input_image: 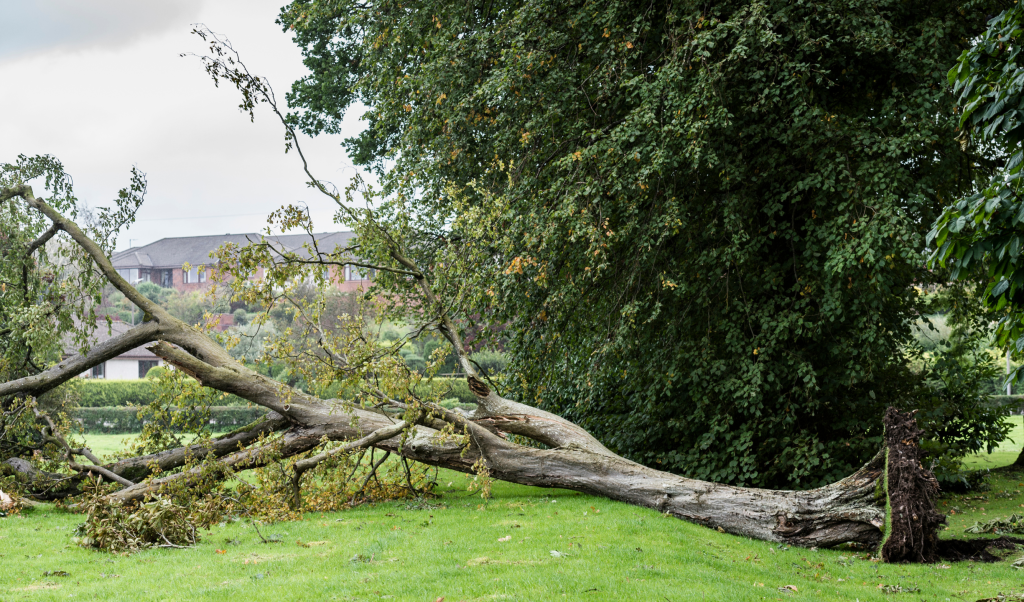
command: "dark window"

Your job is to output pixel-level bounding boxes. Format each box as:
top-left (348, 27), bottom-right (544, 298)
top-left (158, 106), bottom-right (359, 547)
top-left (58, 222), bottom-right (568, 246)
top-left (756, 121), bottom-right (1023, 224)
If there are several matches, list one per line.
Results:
top-left (160, 269), bottom-right (173, 288)
top-left (138, 360), bottom-right (159, 378)
top-left (91, 363), bottom-right (105, 379)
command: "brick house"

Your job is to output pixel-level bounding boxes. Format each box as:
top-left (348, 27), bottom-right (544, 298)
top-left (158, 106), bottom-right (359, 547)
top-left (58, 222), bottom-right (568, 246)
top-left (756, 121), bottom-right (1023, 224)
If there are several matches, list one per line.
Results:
top-left (110, 231), bottom-right (372, 294)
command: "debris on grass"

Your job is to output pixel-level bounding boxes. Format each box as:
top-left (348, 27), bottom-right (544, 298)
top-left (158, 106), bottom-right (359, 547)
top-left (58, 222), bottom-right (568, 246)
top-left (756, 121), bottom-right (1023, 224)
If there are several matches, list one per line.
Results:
top-left (966, 514), bottom-right (1024, 535)
top-left (878, 584), bottom-right (920, 593)
top-left (976, 593), bottom-right (1024, 601)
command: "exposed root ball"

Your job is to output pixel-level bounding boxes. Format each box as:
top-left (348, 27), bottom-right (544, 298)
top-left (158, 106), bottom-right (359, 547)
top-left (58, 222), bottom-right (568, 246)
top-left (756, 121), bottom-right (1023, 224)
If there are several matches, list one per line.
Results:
top-left (880, 407), bottom-right (945, 563)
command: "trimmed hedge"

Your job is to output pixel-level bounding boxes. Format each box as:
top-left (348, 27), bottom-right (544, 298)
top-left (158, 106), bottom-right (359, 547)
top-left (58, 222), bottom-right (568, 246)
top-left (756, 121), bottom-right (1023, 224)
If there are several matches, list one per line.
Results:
top-left (991, 395), bottom-right (1024, 411)
top-left (78, 380), bottom-right (249, 407)
top-left (75, 406), bottom-right (268, 434)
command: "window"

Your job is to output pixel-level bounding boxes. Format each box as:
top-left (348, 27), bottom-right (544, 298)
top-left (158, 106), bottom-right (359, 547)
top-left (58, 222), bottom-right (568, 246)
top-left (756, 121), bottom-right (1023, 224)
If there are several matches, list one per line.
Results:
top-left (160, 269), bottom-right (173, 288)
top-left (138, 360), bottom-right (159, 379)
top-left (199, 267), bottom-right (206, 283)
top-left (116, 268), bottom-right (140, 283)
top-left (91, 363), bottom-right (105, 379)
top-left (344, 265), bottom-right (367, 281)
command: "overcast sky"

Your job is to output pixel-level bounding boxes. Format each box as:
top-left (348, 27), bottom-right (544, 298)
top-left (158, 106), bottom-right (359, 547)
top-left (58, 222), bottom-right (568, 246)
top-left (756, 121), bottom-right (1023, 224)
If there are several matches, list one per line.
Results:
top-left (0, 0), bottom-right (368, 251)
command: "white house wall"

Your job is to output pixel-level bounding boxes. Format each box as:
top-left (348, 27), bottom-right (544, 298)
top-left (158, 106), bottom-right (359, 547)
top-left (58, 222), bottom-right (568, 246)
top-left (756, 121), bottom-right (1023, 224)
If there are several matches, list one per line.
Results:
top-left (105, 359), bottom-right (142, 380)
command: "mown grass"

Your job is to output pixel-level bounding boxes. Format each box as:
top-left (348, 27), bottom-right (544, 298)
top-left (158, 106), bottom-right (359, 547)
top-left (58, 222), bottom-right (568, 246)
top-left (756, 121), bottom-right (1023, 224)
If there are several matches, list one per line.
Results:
top-left (4, 436), bottom-right (1024, 601)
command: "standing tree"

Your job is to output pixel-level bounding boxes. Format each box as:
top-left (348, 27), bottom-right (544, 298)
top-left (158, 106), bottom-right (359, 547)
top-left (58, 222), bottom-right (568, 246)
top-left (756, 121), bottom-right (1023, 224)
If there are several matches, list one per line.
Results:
top-left (929, 4), bottom-right (1024, 466)
top-left (278, 0), bottom-right (1012, 489)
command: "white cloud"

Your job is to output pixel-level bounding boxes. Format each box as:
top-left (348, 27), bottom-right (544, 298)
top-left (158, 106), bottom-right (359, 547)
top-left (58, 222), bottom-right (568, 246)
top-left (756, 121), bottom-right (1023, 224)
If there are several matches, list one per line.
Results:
top-left (0, 0), bottom-right (369, 250)
top-left (0, 1), bottom-right (206, 61)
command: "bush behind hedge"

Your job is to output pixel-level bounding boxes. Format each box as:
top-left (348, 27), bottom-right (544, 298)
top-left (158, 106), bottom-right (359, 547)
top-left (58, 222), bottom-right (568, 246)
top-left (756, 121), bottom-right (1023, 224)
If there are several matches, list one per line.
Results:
top-left (318, 377), bottom-right (478, 405)
top-left (75, 406), bottom-right (267, 434)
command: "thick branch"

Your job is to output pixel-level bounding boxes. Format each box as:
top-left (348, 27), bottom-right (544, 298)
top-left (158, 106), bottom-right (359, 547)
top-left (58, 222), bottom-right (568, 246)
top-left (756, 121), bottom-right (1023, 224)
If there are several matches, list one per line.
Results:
top-left (0, 321), bottom-right (161, 398)
top-left (107, 423), bottom-right (342, 503)
top-left (106, 413), bottom-right (289, 482)
top-left (4, 414), bottom-right (288, 499)
top-left (147, 341), bottom-right (324, 421)
top-left (1, 185), bottom-right (169, 321)
top-left (292, 420), bottom-right (410, 477)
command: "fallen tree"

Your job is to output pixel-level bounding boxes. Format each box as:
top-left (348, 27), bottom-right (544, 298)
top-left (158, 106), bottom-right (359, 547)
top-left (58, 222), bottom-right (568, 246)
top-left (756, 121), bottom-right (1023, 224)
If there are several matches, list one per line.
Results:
top-left (0, 173), bottom-right (937, 553)
top-left (0, 36), bottom-right (970, 560)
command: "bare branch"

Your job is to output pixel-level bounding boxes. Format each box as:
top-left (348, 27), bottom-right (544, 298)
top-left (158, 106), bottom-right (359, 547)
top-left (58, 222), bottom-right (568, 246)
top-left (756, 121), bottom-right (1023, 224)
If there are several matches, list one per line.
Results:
top-left (292, 420), bottom-right (410, 476)
top-left (25, 222), bottom-right (61, 256)
top-left (34, 408), bottom-right (136, 488)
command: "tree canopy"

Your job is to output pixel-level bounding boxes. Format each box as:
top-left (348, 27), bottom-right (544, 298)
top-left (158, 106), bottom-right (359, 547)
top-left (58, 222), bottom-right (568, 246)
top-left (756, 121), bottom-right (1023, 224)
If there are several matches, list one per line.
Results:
top-left (280, 0), bottom-right (1010, 487)
top-left (931, 5), bottom-right (1024, 380)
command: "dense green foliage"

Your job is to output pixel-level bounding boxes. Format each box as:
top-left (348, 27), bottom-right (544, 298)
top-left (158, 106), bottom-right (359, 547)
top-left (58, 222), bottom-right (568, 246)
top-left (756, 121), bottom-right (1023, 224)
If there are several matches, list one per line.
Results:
top-left (281, 0), bottom-right (1011, 487)
top-left (931, 6), bottom-right (1024, 383)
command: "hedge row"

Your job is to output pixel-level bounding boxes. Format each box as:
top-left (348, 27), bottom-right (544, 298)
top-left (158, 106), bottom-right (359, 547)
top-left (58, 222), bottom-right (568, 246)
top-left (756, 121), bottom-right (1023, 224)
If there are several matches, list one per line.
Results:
top-left (75, 406), bottom-right (267, 434)
top-left (78, 380), bottom-right (248, 407)
top-left (991, 395), bottom-right (1024, 407)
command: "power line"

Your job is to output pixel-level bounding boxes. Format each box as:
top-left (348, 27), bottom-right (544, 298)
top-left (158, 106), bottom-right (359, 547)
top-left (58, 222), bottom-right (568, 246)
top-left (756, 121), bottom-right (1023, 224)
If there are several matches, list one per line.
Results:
top-left (132, 212), bottom-right (271, 222)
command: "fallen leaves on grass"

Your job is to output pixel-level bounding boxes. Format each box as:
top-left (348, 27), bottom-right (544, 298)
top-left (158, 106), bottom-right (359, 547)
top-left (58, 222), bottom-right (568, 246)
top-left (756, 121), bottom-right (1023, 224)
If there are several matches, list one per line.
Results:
top-left (498, 536), bottom-right (511, 542)
top-left (878, 584), bottom-right (920, 593)
top-left (41, 571), bottom-right (69, 577)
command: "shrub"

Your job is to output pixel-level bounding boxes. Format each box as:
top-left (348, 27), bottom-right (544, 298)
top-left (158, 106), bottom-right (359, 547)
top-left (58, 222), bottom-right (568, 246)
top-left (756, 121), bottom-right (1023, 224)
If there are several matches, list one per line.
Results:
top-left (471, 350), bottom-right (506, 376)
top-left (144, 366), bottom-right (167, 379)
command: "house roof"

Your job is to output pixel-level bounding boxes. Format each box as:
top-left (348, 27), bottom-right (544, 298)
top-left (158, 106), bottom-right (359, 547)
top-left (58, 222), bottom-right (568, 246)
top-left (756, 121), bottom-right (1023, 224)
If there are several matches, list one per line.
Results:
top-left (111, 232), bottom-right (356, 270)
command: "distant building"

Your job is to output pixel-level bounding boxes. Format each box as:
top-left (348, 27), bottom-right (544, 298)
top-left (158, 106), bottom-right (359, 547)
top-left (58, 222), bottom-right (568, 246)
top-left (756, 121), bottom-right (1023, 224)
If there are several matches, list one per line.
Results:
top-left (80, 232), bottom-right (372, 379)
top-left (110, 231), bottom-right (372, 294)
top-left (77, 320), bottom-right (163, 380)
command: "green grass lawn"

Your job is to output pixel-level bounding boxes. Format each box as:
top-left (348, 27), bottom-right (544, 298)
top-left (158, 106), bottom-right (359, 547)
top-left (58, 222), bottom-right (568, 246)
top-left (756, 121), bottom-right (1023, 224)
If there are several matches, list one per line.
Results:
top-left (963, 414), bottom-right (1023, 470)
top-left (5, 436), bottom-right (1024, 601)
